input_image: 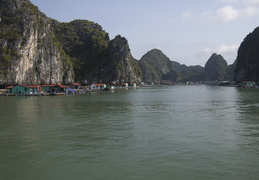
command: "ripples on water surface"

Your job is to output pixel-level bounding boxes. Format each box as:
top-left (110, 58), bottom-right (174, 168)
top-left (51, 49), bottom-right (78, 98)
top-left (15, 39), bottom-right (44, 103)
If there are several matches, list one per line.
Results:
top-left (1, 85), bottom-right (259, 180)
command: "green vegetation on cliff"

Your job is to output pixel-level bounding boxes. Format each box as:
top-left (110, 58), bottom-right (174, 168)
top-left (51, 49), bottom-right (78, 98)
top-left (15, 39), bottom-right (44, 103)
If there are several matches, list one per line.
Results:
top-left (0, 0), bottom-right (75, 84)
top-left (1, 0), bottom-right (241, 85)
top-left (139, 49), bottom-right (206, 83)
top-left (205, 53), bottom-right (231, 81)
top-left (51, 19), bottom-right (110, 81)
top-left (0, 0), bottom-right (45, 42)
top-left (139, 49), bottom-right (176, 83)
top-left (0, 0), bottom-right (142, 84)
top-left (102, 35), bottom-right (142, 84)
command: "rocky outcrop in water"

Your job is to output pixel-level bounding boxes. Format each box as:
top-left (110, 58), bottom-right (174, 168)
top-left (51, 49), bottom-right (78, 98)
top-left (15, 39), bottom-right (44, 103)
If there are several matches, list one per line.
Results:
top-left (139, 49), bottom-right (177, 83)
top-left (0, 0), bottom-right (142, 85)
top-left (234, 27), bottom-right (259, 82)
top-left (102, 35), bottom-right (142, 84)
top-left (51, 19), bottom-right (110, 84)
top-left (82, 35), bottom-right (142, 84)
top-left (204, 53), bottom-right (231, 81)
top-left (138, 49), bottom-right (207, 83)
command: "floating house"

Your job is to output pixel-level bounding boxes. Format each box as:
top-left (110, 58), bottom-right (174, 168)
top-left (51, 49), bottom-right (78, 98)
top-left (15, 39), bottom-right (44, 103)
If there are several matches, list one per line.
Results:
top-left (5, 86), bottom-right (13, 93)
top-left (70, 83), bottom-right (81, 89)
top-left (0, 88), bottom-right (10, 94)
top-left (90, 83), bottom-right (106, 90)
top-left (2, 83), bottom-right (80, 95)
top-left (41, 85), bottom-right (55, 93)
top-left (12, 85), bottom-right (41, 94)
top-left (129, 83), bottom-right (137, 87)
top-left (42, 84), bottom-right (73, 93)
top-left (242, 81), bottom-right (256, 87)
top-left (53, 84), bottom-right (70, 93)
top-left (121, 83), bottom-right (128, 88)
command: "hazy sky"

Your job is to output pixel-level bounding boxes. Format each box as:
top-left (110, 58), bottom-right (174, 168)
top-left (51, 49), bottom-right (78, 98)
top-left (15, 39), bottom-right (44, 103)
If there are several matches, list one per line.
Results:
top-left (30, 0), bottom-right (259, 66)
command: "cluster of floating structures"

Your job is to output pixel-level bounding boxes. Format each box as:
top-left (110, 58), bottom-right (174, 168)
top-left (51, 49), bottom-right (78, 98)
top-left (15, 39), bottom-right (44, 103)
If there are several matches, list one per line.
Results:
top-left (206, 81), bottom-right (258, 88)
top-left (1, 80), bottom-right (256, 96)
top-left (0, 82), bottom-right (138, 96)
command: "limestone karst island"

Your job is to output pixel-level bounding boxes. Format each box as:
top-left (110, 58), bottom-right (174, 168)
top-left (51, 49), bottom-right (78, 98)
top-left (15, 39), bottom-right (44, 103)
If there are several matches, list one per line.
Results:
top-left (1, 0), bottom-right (259, 95)
top-left (2, 1), bottom-right (259, 179)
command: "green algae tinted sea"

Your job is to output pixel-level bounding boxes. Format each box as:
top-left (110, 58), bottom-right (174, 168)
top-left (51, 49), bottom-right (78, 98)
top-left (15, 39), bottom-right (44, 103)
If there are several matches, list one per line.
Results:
top-left (1, 85), bottom-right (259, 180)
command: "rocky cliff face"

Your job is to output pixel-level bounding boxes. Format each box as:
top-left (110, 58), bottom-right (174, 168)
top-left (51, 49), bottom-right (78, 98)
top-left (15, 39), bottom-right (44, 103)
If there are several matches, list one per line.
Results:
top-left (0, 0), bottom-right (73, 84)
top-left (102, 35), bottom-right (142, 84)
top-left (82, 35), bottom-right (142, 84)
top-left (204, 53), bottom-right (231, 81)
top-left (0, 0), bottom-right (143, 85)
top-left (51, 19), bottom-right (111, 84)
top-left (139, 49), bottom-right (177, 83)
top-left (234, 27), bottom-right (259, 82)
top-left (229, 60), bottom-right (237, 81)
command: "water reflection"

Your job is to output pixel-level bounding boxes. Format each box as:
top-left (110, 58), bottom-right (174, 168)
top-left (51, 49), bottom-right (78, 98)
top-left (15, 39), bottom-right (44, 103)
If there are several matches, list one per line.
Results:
top-left (236, 88), bottom-right (259, 123)
top-left (233, 88), bottom-right (259, 166)
top-left (1, 87), bottom-right (259, 179)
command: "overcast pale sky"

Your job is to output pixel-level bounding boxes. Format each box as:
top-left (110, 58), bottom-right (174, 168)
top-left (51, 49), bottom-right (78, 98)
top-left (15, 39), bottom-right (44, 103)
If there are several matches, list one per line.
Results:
top-left (30, 0), bottom-right (259, 66)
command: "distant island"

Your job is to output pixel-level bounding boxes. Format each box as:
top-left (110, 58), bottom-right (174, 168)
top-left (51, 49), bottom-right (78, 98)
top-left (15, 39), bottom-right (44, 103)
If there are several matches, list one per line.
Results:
top-left (0, 0), bottom-right (259, 87)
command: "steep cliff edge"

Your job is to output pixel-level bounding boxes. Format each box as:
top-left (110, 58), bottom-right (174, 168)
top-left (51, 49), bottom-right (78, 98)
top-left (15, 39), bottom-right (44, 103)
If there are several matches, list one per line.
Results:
top-left (51, 19), bottom-right (110, 83)
top-left (102, 35), bottom-right (142, 84)
top-left (0, 0), bottom-right (142, 85)
top-left (0, 0), bottom-right (73, 84)
top-left (234, 27), bottom-right (259, 82)
top-left (204, 53), bottom-right (231, 81)
top-left (52, 20), bottom-right (142, 84)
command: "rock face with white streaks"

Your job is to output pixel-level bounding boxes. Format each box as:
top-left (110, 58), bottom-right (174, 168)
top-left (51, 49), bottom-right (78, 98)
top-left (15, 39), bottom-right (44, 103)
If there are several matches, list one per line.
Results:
top-left (0, 0), bottom-right (143, 85)
top-left (0, 0), bottom-right (73, 84)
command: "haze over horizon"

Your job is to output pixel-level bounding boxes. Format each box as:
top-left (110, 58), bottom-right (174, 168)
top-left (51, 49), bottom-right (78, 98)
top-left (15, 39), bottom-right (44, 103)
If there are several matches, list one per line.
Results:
top-left (30, 0), bottom-right (259, 66)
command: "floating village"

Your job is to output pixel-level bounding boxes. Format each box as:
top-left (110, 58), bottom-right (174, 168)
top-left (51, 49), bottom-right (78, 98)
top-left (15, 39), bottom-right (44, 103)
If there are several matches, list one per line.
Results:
top-left (0, 80), bottom-right (257, 96)
top-left (0, 82), bottom-right (138, 96)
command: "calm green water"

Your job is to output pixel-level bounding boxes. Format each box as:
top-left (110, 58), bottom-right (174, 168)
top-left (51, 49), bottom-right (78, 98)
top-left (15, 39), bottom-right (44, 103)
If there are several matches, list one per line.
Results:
top-left (1, 85), bottom-right (259, 180)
